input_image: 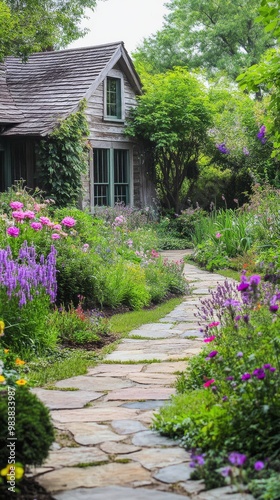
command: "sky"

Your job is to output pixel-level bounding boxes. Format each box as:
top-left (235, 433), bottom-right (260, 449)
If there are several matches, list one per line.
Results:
top-left (68, 0), bottom-right (168, 55)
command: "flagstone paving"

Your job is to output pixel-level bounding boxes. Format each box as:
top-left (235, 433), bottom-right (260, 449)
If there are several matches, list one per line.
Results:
top-left (31, 251), bottom-right (254, 499)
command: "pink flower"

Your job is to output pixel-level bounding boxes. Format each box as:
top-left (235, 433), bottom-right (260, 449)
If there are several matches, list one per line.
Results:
top-left (208, 321), bottom-right (220, 328)
top-left (127, 239), bottom-right (133, 248)
top-left (10, 201), bottom-right (24, 210)
top-left (51, 233), bottom-right (60, 240)
top-left (82, 243), bottom-right (89, 252)
top-left (30, 222), bottom-right (43, 231)
top-left (7, 227), bottom-right (20, 237)
top-left (203, 335), bottom-right (216, 343)
top-left (215, 232), bottom-right (222, 238)
top-left (203, 379), bottom-right (215, 388)
top-left (61, 216), bottom-right (76, 227)
top-left (12, 210), bottom-right (25, 221)
top-left (40, 216), bottom-right (51, 225)
top-left (53, 224), bottom-right (62, 230)
top-left (34, 203), bottom-right (42, 212)
top-left (23, 210), bottom-right (35, 219)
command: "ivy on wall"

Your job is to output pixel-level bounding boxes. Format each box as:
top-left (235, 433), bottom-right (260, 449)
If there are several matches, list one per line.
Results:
top-left (37, 99), bottom-right (90, 207)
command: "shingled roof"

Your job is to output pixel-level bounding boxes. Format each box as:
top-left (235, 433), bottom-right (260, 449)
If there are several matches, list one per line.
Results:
top-left (0, 64), bottom-right (25, 125)
top-left (1, 42), bottom-right (141, 137)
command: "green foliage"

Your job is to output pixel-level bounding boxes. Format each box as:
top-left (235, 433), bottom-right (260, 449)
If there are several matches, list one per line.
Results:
top-left (48, 304), bottom-right (110, 346)
top-left (249, 472), bottom-right (280, 500)
top-left (0, 387), bottom-right (54, 467)
top-left (237, 0), bottom-right (280, 158)
top-left (133, 0), bottom-right (274, 80)
top-left (37, 100), bottom-right (90, 207)
top-left (0, 0), bottom-right (97, 61)
top-left (126, 67), bottom-right (212, 212)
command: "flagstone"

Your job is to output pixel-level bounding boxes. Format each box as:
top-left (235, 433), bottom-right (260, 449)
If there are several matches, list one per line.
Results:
top-left (121, 400), bottom-right (166, 410)
top-left (105, 387), bottom-right (175, 401)
top-left (111, 419), bottom-right (147, 435)
top-left (37, 462), bottom-right (151, 492)
top-left (53, 485), bottom-right (190, 500)
top-left (55, 376), bottom-right (133, 391)
top-left (65, 422), bottom-right (127, 445)
top-left (153, 463), bottom-right (193, 483)
top-left (128, 331), bottom-right (176, 339)
top-left (131, 430), bottom-right (177, 447)
top-left (99, 441), bottom-right (141, 454)
top-left (121, 447), bottom-right (190, 470)
top-left (51, 407), bottom-right (140, 423)
top-left (145, 362), bottom-right (187, 373)
top-left (127, 373), bottom-right (176, 385)
top-left (179, 479), bottom-right (205, 495)
top-left (31, 388), bottom-right (103, 410)
top-left (104, 352), bottom-right (169, 362)
top-left (87, 364), bottom-right (144, 376)
top-left (43, 447), bottom-right (108, 467)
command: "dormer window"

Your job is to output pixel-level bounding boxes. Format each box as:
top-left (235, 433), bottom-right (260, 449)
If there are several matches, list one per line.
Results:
top-left (105, 76), bottom-right (123, 121)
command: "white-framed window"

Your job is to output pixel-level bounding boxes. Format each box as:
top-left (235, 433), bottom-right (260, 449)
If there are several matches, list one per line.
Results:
top-left (93, 148), bottom-right (130, 206)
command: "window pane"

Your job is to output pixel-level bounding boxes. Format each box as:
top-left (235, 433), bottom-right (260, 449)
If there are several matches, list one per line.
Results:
top-left (114, 149), bottom-right (129, 205)
top-left (107, 77), bottom-right (121, 118)
top-left (93, 149), bottom-right (109, 206)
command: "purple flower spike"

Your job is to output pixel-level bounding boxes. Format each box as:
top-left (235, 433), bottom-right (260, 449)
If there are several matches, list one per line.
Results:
top-left (221, 466), bottom-right (232, 477)
top-left (216, 143), bottom-right (230, 154)
top-left (237, 282), bottom-right (249, 291)
top-left (249, 275), bottom-right (261, 286)
top-left (222, 396), bottom-right (228, 402)
top-left (228, 452), bottom-right (247, 466)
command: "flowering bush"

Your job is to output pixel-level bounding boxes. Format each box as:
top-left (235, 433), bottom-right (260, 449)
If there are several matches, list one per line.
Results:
top-left (154, 272), bottom-right (280, 496)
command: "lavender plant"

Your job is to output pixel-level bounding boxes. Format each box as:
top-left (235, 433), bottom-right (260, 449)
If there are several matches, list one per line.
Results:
top-left (0, 242), bottom-right (58, 355)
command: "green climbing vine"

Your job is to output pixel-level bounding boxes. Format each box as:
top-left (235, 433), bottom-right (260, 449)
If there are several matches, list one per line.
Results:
top-left (37, 99), bottom-right (90, 207)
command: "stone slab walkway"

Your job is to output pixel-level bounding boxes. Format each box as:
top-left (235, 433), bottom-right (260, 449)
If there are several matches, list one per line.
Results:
top-left (31, 251), bottom-right (254, 500)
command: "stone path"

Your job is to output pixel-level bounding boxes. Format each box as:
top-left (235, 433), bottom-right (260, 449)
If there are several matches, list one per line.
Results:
top-left (31, 251), bottom-right (254, 500)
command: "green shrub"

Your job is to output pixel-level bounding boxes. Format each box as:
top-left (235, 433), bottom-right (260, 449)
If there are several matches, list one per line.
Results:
top-left (0, 387), bottom-right (54, 467)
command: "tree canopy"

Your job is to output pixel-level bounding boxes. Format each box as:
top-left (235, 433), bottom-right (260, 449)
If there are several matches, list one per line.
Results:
top-left (126, 68), bottom-right (212, 212)
top-left (133, 0), bottom-right (275, 80)
top-left (0, 0), bottom-right (98, 61)
top-left (237, 0), bottom-right (280, 156)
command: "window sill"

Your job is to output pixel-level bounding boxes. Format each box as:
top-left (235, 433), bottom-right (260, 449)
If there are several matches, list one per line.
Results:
top-left (103, 116), bottom-right (125, 124)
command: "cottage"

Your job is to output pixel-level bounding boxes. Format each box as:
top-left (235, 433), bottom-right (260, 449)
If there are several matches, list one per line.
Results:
top-left (0, 42), bottom-right (154, 209)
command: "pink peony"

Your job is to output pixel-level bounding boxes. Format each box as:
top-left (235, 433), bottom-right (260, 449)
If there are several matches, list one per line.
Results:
top-left (10, 201), bottom-right (24, 210)
top-left (61, 216), bottom-right (76, 227)
top-left (30, 222), bottom-right (43, 231)
top-left (7, 226), bottom-right (20, 237)
top-left (53, 224), bottom-right (62, 230)
top-left (51, 233), bottom-right (60, 240)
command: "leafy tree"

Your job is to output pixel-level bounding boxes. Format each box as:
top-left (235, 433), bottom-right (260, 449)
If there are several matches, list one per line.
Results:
top-left (0, 0), bottom-right (98, 61)
top-left (237, 0), bottom-right (280, 157)
top-left (126, 67), bottom-right (212, 213)
top-left (133, 0), bottom-right (274, 80)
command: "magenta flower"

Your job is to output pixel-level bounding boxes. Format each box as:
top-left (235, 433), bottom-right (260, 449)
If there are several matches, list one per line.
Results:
top-left (204, 335), bottom-right (216, 343)
top-left (263, 364), bottom-right (271, 370)
top-left (269, 303), bottom-right (279, 313)
top-left (226, 376), bottom-right (234, 381)
top-left (208, 321), bottom-right (220, 328)
top-left (40, 216), bottom-right (51, 225)
top-left (249, 275), bottom-right (261, 286)
top-left (61, 216), bottom-right (76, 227)
top-left (209, 350), bottom-right (218, 357)
top-left (253, 368), bottom-right (266, 380)
top-left (12, 210), bottom-right (25, 221)
top-left (215, 232), bottom-right (222, 238)
top-left (237, 281), bottom-right (249, 291)
top-left (254, 461), bottom-right (265, 471)
top-left (241, 373), bottom-right (251, 381)
top-left (82, 243), bottom-right (89, 252)
top-left (222, 396), bottom-right (228, 402)
top-left (53, 224), bottom-right (62, 230)
top-left (51, 233), bottom-right (60, 240)
top-left (23, 210), bottom-right (35, 219)
top-left (30, 222), bottom-right (43, 231)
top-left (228, 452), bottom-right (247, 466)
top-left (10, 201), bottom-right (24, 210)
top-left (7, 227), bottom-right (20, 237)
top-left (270, 367), bottom-right (276, 372)
top-left (203, 379), bottom-right (215, 388)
